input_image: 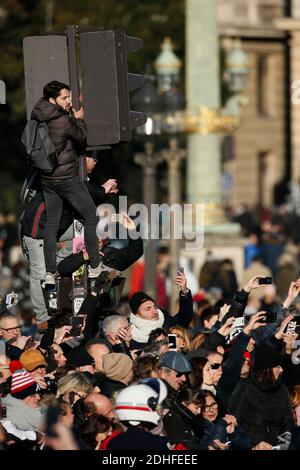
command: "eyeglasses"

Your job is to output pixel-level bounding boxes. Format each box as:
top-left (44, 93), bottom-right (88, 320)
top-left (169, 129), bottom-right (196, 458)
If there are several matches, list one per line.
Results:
top-left (0, 325), bottom-right (21, 333)
top-left (210, 363), bottom-right (222, 370)
top-left (203, 402), bottom-right (218, 412)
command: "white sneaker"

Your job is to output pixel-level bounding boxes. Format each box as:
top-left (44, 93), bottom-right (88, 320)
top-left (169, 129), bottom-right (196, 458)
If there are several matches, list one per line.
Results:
top-left (44, 272), bottom-right (57, 285)
top-left (88, 262), bottom-right (105, 278)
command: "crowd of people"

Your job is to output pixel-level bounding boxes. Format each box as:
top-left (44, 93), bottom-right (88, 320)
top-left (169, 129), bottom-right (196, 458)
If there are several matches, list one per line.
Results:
top-left (1, 81), bottom-right (300, 452)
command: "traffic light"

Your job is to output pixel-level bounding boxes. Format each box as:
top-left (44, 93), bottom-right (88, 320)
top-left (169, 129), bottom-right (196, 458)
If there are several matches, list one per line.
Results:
top-left (80, 29), bottom-right (147, 146)
top-left (23, 35), bottom-right (69, 119)
top-left (23, 27), bottom-right (147, 146)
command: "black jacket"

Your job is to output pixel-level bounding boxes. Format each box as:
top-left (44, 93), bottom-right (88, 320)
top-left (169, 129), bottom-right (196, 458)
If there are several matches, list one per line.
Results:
top-left (228, 374), bottom-right (293, 447)
top-left (31, 98), bottom-right (87, 179)
top-left (107, 426), bottom-right (169, 451)
top-left (163, 399), bottom-right (204, 449)
top-left (199, 417), bottom-right (251, 450)
top-left (99, 377), bottom-right (127, 399)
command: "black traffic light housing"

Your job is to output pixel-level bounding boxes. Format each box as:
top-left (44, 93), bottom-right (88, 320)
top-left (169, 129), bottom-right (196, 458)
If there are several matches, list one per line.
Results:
top-left (80, 29), bottom-right (146, 146)
top-left (23, 26), bottom-right (147, 148)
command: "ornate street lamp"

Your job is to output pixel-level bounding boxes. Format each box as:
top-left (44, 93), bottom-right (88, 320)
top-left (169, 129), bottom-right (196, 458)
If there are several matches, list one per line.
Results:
top-left (131, 71), bottom-right (164, 299)
top-left (225, 39), bottom-right (249, 94)
top-left (154, 38), bottom-right (186, 313)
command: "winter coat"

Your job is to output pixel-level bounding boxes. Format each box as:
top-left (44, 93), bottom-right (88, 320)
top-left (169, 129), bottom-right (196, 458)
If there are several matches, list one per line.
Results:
top-left (106, 426), bottom-right (169, 451)
top-left (228, 375), bottom-right (293, 447)
top-left (163, 399), bottom-right (204, 449)
top-left (199, 417), bottom-right (251, 450)
top-left (31, 98), bottom-right (87, 179)
top-left (99, 377), bottom-right (127, 399)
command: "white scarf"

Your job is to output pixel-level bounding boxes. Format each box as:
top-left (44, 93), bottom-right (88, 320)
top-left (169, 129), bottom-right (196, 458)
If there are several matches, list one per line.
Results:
top-left (130, 309), bottom-right (165, 344)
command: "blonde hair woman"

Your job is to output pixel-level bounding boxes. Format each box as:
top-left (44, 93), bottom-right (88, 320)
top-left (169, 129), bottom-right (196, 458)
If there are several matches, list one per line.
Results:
top-left (57, 371), bottom-right (94, 406)
top-left (169, 326), bottom-right (192, 352)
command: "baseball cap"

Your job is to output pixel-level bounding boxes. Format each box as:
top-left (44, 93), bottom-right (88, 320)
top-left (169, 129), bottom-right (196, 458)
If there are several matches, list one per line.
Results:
top-left (20, 348), bottom-right (47, 372)
top-left (159, 351), bottom-right (192, 373)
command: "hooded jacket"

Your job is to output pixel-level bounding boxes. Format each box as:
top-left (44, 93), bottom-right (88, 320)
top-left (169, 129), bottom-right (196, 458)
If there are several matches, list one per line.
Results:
top-left (228, 374), bottom-right (293, 447)
top-left (163, 399), bottom-right (204, 449)
top-left (31, 98), bottom-right (87, 179)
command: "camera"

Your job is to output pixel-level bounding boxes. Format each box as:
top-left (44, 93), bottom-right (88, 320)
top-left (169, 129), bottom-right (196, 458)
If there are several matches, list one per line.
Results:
top-left (38, 377), bottom-right (57, 396)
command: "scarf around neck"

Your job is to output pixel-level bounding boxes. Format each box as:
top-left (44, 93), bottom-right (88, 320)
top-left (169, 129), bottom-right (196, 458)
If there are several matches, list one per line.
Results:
top-left (130, 309), bottom-right (165, 344)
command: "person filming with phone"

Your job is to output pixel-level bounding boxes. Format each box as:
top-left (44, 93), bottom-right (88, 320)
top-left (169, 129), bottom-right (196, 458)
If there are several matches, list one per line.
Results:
top-left (128, 270), bottom-right (193, 349)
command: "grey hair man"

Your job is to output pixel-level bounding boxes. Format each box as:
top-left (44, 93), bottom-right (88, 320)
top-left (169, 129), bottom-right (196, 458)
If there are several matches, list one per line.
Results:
top-left (102, 315), bottom-right (132, 349)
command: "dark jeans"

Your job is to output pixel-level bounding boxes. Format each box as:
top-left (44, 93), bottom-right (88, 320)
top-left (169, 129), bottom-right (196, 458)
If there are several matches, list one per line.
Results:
top-left (42, 176), bottom-right (100, 272)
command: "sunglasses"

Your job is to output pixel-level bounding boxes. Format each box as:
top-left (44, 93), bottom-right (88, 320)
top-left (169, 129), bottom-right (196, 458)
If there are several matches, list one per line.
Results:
top-left (210, 363), bottom-right (222, 370)
top-left (176, 371), bottom-right (189, 378)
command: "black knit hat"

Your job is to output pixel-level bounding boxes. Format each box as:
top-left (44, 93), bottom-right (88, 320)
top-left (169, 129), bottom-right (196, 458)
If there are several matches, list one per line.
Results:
top-left (129, 291), bottom-right (155, 314)
top-left (253, 343), bottom-right (283, 371)
top-left (66, 347), bottom-right (94, 367)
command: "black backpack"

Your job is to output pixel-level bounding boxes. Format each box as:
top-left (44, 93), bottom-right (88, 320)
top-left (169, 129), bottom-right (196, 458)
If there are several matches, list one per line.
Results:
top-left (21, 120), bottom-right (58, 173)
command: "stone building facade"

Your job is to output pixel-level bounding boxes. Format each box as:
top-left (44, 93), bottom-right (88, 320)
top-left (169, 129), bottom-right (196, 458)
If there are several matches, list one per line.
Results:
top-left (216, 0), bottom-right (291, 209)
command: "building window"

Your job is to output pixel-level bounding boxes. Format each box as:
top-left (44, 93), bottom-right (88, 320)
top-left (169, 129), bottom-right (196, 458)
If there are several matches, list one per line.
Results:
top-left (257, 55), bottom-right (269, 117)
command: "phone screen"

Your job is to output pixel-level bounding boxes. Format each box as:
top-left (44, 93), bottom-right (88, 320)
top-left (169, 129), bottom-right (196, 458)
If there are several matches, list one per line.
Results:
top-left (69, 316), bottom-right (84, 336)
top-left (168, 334), bottom-right (177, 349)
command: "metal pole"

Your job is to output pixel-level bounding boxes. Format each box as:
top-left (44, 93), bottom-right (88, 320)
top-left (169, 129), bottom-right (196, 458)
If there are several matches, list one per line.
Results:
top-left (134, 142), bottom-right (163, 300)
top-left (66, 25), bottom-right (88, 303)
top-left (162, 138), bottom-right (186, 313)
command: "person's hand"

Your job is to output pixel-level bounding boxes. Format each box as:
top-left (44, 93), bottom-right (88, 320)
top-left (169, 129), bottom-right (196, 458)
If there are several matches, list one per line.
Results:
top-left (223, 414), bottom-right (237, 434)
top-left (54, 325), bottom-right (72, 344)
top-left (244, 276), bottom-right (265, 293)
top-left (252, 441), bottom-right (273, 450)
top-left (36, 431), bottom-right (46, 446)
top-left (118, 324), bottom-right (132, 346)
top-left (72, 107), bottom-right (84, 120)
top-left (176, 271), bottom-right (189, 294)
top-left (101, 179), bottom-right (118, 194)
top-left (120, 212), bottom-right (136, 231)
top-left (218, 304), bottom-right (230, 322)
top-left (283, 332), bottom-right (298, 354)
top-left (287, 279), bottom-right (300, 301)
top-left (282, 280), bottom-right (300, 309)
top-left (46, 423), bottom-right (79, 451)
top-left (130, 349), bottom-right (142, 361)
top-left (218, 317), bottom-right (235, 337)
top-left (34, 376), bottom-right (47, 389)
top-left (275, 314), bottom-right (294, 341)
top-left (208, 439), bottom-right (228, 450)
top-left (244, 311), bottom-right (267, 335)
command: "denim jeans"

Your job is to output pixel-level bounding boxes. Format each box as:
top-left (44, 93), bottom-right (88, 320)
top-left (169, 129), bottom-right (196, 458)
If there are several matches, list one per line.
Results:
top-left (23, 235), bottom-right (49, 324)
top-left (42, 176), bottom-right (100, 272)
